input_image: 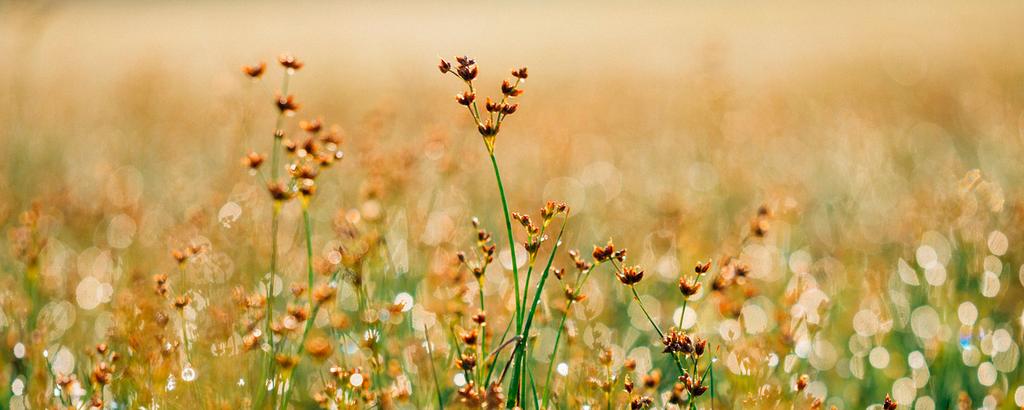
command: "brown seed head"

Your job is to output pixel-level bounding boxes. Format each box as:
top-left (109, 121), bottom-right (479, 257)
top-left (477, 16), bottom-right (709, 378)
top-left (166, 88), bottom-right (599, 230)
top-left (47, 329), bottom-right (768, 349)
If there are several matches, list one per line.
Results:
top-left (883, 394), bottom-right (898, 410)
top-left (242, 62), bottom-right (267, 78)
top-left (243, 151), bottom-right (265, 169)
top-left (438, 58), bottom-right (452, 74)
top-left (305, 336), bottom-right (334, 361)
top-left (796, 374), bottom-right (809, 391)
top-left (275, 94), bottom-right (300, 114)
top-left (455, 91), bottom-right (476, 106)
top-left (616, 265), bottom-right (644, 286)
top-left (511, 67), bottom-right (528, 79)
top-left (300, 118), bottom-right (323, 133)
top-left (277, 54), bottom-right (304, 71)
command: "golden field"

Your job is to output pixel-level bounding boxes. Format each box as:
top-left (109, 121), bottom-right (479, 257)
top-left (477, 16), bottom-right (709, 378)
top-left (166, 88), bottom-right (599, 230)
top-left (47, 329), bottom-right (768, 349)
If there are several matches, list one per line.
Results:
top-left (2, 1), bottom-right (1024, 409)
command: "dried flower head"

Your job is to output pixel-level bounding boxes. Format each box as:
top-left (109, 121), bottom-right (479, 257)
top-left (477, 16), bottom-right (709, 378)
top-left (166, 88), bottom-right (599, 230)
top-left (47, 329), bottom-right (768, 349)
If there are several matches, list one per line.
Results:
top-left (243, 151), bottom-right (265, 169)
top-left (277, 53), bottom-right (304, 71)
top-left (616, 265), bottom-right (645, 286)
top-left (305, 336), bottom-right (334, 361)
top-left (242, 62), bottom-right (267, 78)
top-left (883, 394), bottom-right (898, 410)
top-left (275, 94), bottom-right (301, 114)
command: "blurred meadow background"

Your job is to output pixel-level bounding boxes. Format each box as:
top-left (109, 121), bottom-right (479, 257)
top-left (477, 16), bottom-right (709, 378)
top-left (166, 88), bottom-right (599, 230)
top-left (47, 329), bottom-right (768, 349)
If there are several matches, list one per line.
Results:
top-left (2, 1), bottom-right (1024, 409)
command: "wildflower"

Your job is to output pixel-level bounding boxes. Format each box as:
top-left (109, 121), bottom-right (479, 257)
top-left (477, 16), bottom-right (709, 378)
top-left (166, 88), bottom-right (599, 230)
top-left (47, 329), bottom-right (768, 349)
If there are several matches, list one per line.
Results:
top-left (299, 118), bottom-right (323, 133)
top-left (680, 372), bottom-right (707, 397)
top-left (459, 328), bottom-right (479, 346)
top-left (243, 151), bottom-right (265, 169)
top-left (501, 80), bottom-right (523, 96)
top-left (616, 265), bottom-right (644, 286)
top-left (275, 94), bottom-right (300, 114)
top-left (630, 396), bottom-right (654, 409)
top-left (662, 329), bottom-right (692, 354)
top-left (242, 62), bottom-right (266, 78)
top-left (796, 374), bottom-right (809, 391)
top-left (267, 181), bottom-right (294, 202)
top-left (455, 91), bottom-right (475, 106)
top-left (173, 295), bottom-right (191, 309)
top-left (438, 58), bottom-right (452, 74)
top-left (642, 370), bottom-right (661, 389)
top-left (511, 67), bottom-right (528, 79)
top-left (455, 353), bottom-right (477, 371)
top-left (305, 336), bottom-right (334, 361)
top-left (277, 53), bottom-right (304, 71)
top-left (678, 276), bottom-right (701, 297)
top-left (883, 394), bottom-right (898, 410)
top-left (312, 283), bottom-right (336, 305)
top-left (275, 353), bottom-right (300, 371)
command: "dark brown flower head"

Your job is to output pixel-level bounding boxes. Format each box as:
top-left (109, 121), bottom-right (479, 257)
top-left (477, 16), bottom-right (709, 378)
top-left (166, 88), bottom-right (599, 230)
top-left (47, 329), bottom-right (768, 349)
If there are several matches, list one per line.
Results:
top-left (96, 343), bottom-right (109, 355)
top-left (616, 265), bottom-right (644, 286)
top-left (312, 283), bottom-right (336, 305)
top-left (553, 267), bottom-right (565, 280)
top-left (154, 274), bottom-right (169, 296)
top-left (642, 370), bottom-right (661, 389)
top-left (569, 249), bottom-right (592, 271)
top-left (680, 372), bottom-right (707, 397)
top-left (275, 94), bottom-right (300, 114)
top-left (243, 151), bottom-right (265, 169)
top-left (267, 181), bottom-right (294, 202)
top-left (172, 249), bottom-right (188, 264)
top-left (173, 295), bottom-right (191, 309)
top-left (485, 97), bottom-right (499, 112)
top-left (695, 260), bottom-right (712, 274)
top-left (598, 348), bottom-right (613, 366)
top-left (477, 118), bottom-right (498, 137)
top-left (242, 62), bottom-right (266, 78)
top-left (457, 64), bottom-right (478, 81)
top-left (287, 304), bottom-right (310, 322)
top-left (630, 396), bottom-right (654, 410)
top-left (300, 118), bottom-right (323, 133)
top-left (501, 80), bottom-right (523, 96)
top-left (592, 242), bottom-right (615, 262)
top-left (511, 67), bottom-right (528, 79)
top-left (623, 374), bottom-right (635, 393)
top-left (299, 179), bottom-right (317, 198)
top-left (472, 311), bottom-right (487, 325)
top-left (455, 55), bottom-right (475, 67)
top-left (455, 353), bottom-right (477, 371)
top-left (500, 103), bottom-right (518, 115)
top-left (277, 53), bottom-right (304, 71)
top-left (459, 328), bottom-right (479, 346)
top-left (693, 337), bottom-right (707, 357)
top-left (564, 284), bottom-right (586, 303)
top-left (661, 329), bottom-right (692, 354)
top-left (796, 374), bottom-right (809, 391)
top-left (438, 58), bottom-right (452, 74)
top-left (305, 336), bottom-right (334, 361)
top-left (455, 91), bottom-right (476, 106)
top-left (883, 394), bottom-right (898, 410)
top-left (275, 353), bottom-right (300, 370)
top-left (678, 277), bottom-right (701, 297)
top-left (90, 362), bottom-right (114, 386)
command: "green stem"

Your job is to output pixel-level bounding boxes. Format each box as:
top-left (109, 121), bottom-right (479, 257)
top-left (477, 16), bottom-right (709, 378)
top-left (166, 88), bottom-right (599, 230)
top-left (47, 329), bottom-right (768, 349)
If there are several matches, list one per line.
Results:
top-left (629, 285), bottom-right (686, 375)
top-left (302, 205), bottom-right (314, 309)
top-left (488, 153), bottom-right (522, 331)
top-left (424, 324), bottom-right (445, 410)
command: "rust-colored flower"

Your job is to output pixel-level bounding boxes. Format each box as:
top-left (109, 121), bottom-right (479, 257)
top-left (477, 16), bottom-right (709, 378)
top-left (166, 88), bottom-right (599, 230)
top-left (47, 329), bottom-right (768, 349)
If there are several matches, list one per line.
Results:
top-left (242, 62), bottom-right (266, 78)
top-left (277, 53), bottom-right (304, 71)
top-left (616, 265), bottom-right (644, 286)
top-left (305, 336), bottom-right (334, 361)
